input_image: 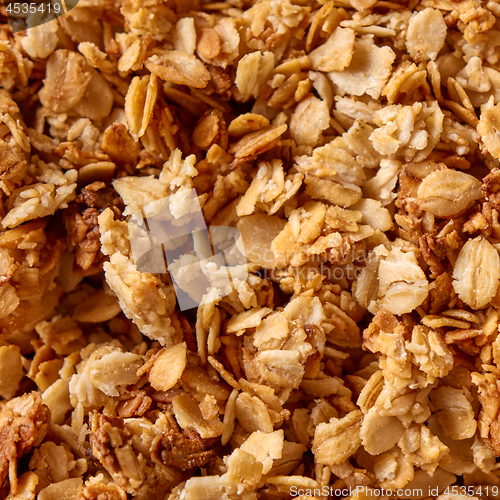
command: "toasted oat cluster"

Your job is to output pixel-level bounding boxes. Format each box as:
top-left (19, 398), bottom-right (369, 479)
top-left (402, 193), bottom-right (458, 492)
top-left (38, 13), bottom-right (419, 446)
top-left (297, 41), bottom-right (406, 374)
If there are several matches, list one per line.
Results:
top-left (2, 0), bottom-right (500, 499)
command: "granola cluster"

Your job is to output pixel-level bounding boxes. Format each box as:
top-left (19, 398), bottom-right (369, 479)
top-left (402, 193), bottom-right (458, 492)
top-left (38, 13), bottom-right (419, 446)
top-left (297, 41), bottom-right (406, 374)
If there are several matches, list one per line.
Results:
top-left (2, 0), bottom-right (500, 498)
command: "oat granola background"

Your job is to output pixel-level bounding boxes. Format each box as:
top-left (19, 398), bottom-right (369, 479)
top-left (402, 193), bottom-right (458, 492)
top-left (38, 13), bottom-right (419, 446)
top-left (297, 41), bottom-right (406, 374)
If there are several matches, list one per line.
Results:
top-left (0, 0), bottom-right (500, 498)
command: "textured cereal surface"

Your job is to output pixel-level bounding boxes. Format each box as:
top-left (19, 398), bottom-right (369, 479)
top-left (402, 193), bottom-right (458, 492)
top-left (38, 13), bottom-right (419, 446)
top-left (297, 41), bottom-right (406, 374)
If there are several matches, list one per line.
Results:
top-left (1, 0), bottom-right (500, 499)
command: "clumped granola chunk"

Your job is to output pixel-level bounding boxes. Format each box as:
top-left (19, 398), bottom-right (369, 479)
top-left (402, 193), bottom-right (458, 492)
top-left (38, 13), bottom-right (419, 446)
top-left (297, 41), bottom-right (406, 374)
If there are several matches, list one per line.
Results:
top-left (64, 182), bottom-right (124, 275)
top-left (0, 392), bottom-right (50, 495)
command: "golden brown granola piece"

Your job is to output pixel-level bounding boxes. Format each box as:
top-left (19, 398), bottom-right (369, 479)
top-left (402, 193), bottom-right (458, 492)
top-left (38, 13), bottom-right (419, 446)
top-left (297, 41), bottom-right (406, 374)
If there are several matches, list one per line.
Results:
top-left (77, 479), bottom-right (127, 500)
top-left (63, 182), bottom-right (124, 275)
top-left (0, 392), bottom-right (50, 495)
top-left (0, 222), bottom-right (65, 341)
top-left (116, 391), bottom-right (152, 419)
top-left (90, 413), bottom-right (144, 494)
top-left (150, 428), bottom-right (215, 471)
top-left (101, 123), bottom-right (141, 174)
top-left (39, 50), bottom-right (92, 113)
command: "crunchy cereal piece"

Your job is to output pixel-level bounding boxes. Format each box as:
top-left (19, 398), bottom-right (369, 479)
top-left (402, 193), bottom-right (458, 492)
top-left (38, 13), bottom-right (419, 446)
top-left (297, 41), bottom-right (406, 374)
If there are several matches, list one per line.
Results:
top-left (236, 161), bottom-right (288, 216)
top-left (429, 387), bottom-right (477, 440)
top-left (221, 448), bottom-right (263, 495)
top-left (406, 325), bottom-right (454, 384)
top-left (118, 35), bottom-right (151, 75)
top-left (197, 28), bottom-right (222, 61)
top-left (312, 410), bottom-right (363, 466)
top-left (145, 51), bottom-right (211, 89)
top-left (472, 371), bottom-right (500, 453)
top-left (295, 138), bottom-right (365, 207)
top-left (69, 343), bottom-right (143, 407)
top-left (289, 96), bottom-right (330, 147)
top-left (0, 392), bottom-right (50, 494)
top-left (78, 477), bottom-right (127, 500)
top-left (73, 289), bottom-right (122, 323)
top-left (78, 43), bottom-right (114, 74)
top-left (151, 428), bottom-right (215, 471)
top-left (2, 164), bottom-right (77, 229)
top-left (398, 425), bottom-right (449, 474)
top-left (63, 181), bottom-right (124, 274)
top-left (352, 199), bottom-right (393, 232)
top-left (148, 343), bottom-right (187, 392)
top-left (240, 430), bottom-right (284, 474)
top-left (235, 392), bottom-right (273, 433)
top-left (417, 167), bottom-right (482, 217)
top-left (35, 315), bottom-right (83, 356)
top-left (193, 110), bottom-right (228, 151)
top-left (172, 393), bottom-right (225, 439)
top-left (42, 379), bottom-right (72, 425)
top-left (478, 98), bottom-right (500, 159)
top-left (176, 476), bottom-right (221, 500)
top-left (101, 123), bottom-right (141, 171)
top-left (29, 441), bottom-right (78, 491)
top-left (90, 413), bottom-right (144, 493)
top-left (360, 408), bottom-right (405, 455)
top-left (237, 214), bottom-right (287, 269)
top-left (6, 471), bottom-right (38, 500)
top-left (370, 102), bottom-right (444, 162)
top-left (227, 308), bottom-right (272, 334)
top-left (377, 246), bottom-right (429, 315)
top-left (0, 222), bottom-right (65, 340)
top-left (230, 124), bottom-right (288, 168)
top-left (174, 18), bottom-right (196, 55)
top-left (328, 36), bottom-right (395, 99)
top-left (452, 236), bottom-right (500, 309)
top-left (125, 75), bottom-right (157, 138)
top-left (20, 20), bottom-right (58, 59)
top-left (235, 51), bottom-right (275, 98)
top-left (373, 447), bottom-right (414, 489)
top-left (39, 50), bottom-right (92, 113)
top-left (103, 253), bottom-right (177, 345)
top-left (309, 28), bottom-right (355, 72)
top-left (97, 208), bottom-right (130, 258)
top-left (38, 478), bottom-right (83, 500)
top-left (0, 345), bottom-right (23, 399)
top-left (228, 114), bottom-right (270, 138)
top-left (406, 8), bottom-right (447, 62)
top-left (72, 69), bottom-right (113, 121)
top-left (244, 349), bottom-right (306, 390)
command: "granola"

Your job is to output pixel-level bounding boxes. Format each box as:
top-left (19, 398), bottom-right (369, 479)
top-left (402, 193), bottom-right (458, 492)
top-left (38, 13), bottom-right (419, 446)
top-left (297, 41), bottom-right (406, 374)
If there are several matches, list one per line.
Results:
top-left (1, 0), bottom-right (500, 498)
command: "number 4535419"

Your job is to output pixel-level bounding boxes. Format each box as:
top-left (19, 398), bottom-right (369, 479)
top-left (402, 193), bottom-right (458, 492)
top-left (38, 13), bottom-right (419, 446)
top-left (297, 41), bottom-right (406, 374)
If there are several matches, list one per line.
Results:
top-left (443, 485), bottom-right (499, 496)
top-left (6, 3), bottom-right (62, 14)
